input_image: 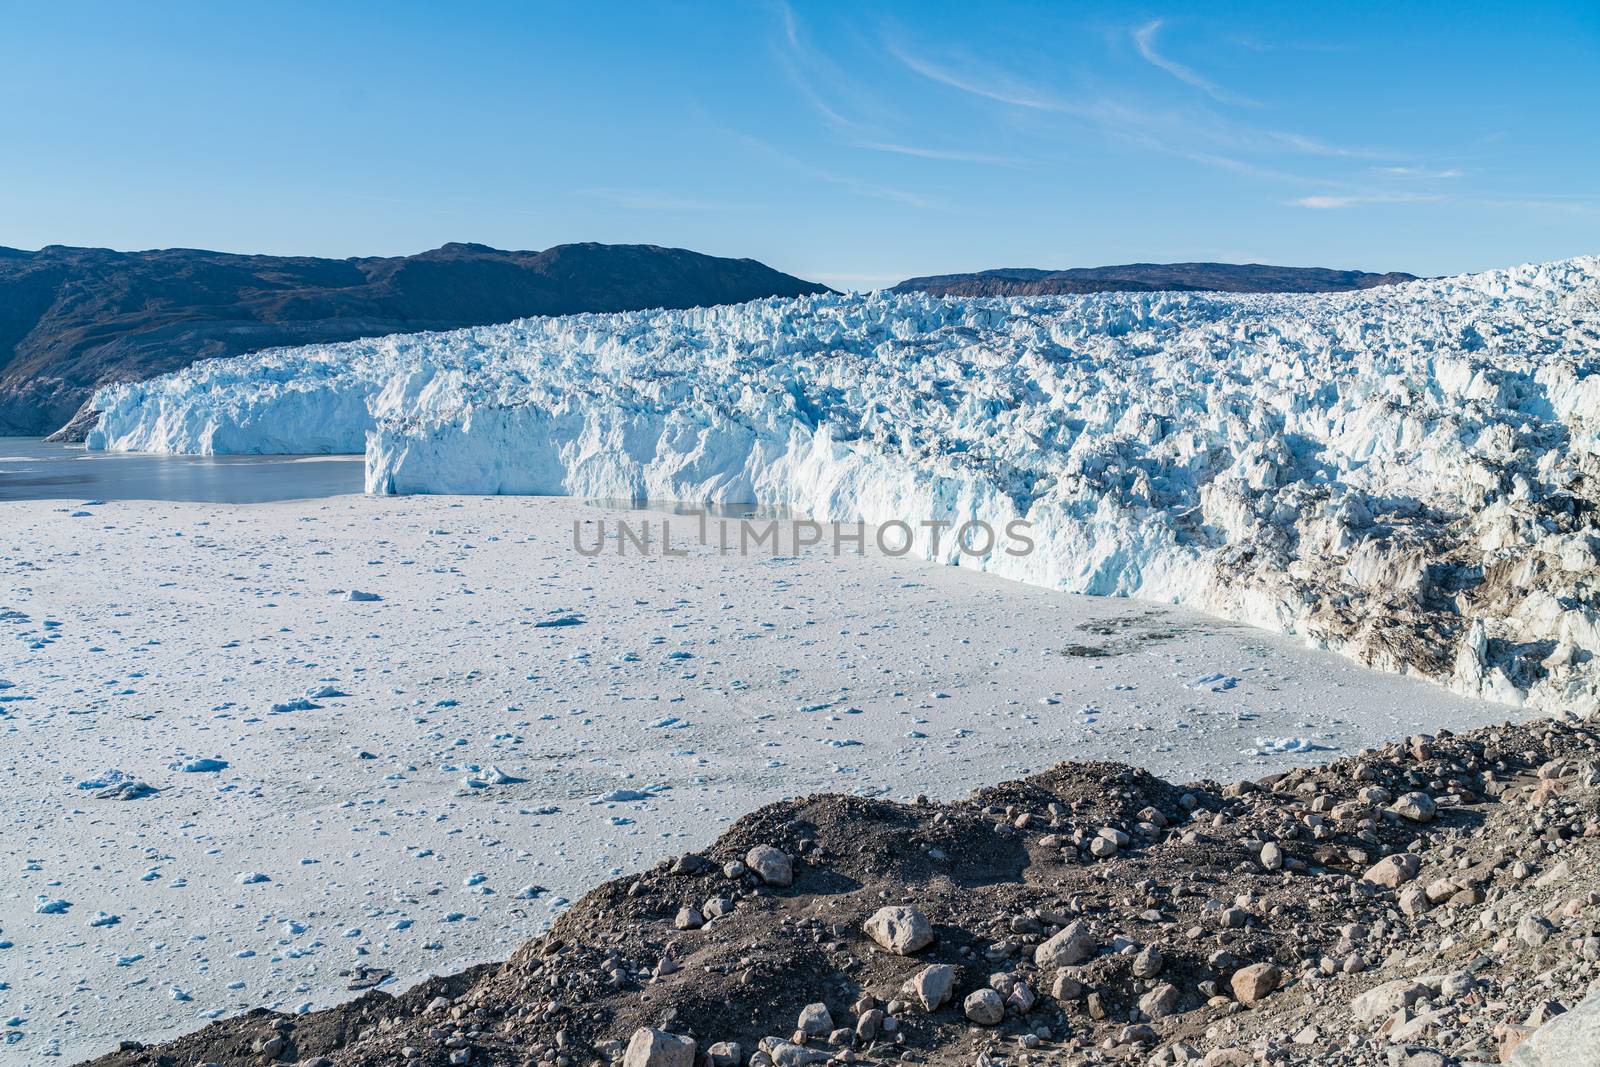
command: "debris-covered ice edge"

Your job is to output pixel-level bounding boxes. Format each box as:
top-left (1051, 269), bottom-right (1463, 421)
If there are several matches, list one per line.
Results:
top-left (89, 256), bottom-right (1600, 711)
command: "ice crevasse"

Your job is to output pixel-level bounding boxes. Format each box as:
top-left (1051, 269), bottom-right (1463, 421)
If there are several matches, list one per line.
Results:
top-left (90, 257), bottom-right (1600, 710)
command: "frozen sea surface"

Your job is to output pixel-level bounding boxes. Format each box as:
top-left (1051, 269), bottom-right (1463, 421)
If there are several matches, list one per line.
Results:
top-left (0, 493), bottom-right (1524, 1061)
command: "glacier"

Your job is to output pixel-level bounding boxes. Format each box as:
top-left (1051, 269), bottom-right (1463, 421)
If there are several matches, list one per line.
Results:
top-left (88, 257), bottom-right (1600, 710)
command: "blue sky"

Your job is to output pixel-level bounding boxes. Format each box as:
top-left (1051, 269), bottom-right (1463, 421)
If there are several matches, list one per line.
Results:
top-left (2, 1), bottom-right (1596, 288)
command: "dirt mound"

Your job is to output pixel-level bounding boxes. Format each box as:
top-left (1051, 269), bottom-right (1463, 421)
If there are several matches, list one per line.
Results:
top-left (83, 713), bottom-right (1600, 1067)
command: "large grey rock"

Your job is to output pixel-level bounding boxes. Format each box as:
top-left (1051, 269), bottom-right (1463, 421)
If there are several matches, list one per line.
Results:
top-left (1511, 988), bottom-right (1600, 1065)
top-left (1350, 978), bottom-right (1433, 1023)
top-left (963, 988), bottom-right (1005, 1025)
top-left (744, 845), bottom-right (793, 887)
top-left (623, 1029), bottom-right (696, 1067)
top-left (1362, 853), bottom-right (1421, 888)
top-left (907, 963), bottom-right (956, 1011)
top-left (862, 906), bottom-right (933, 954)
top-left (796, 1002), bottom-right (832, 1037)
top-left (1034, 922), bottom-right (1096, 968)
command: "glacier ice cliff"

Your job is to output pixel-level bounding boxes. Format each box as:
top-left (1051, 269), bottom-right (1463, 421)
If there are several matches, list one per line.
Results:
top-left (89, 258), bottom-right (1600, 710)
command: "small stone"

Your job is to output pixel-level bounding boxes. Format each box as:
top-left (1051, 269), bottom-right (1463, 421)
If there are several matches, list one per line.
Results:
top-left (1230, 962), bottom-right (1281, 1005)
top-left (706, 1043), bottom-right (743, 1067)
top-left (1138, 983), bottom-right (1181, 1019)
top-left (1260, 842), bottom-right (1284, 871)
top-left (1398, 885), bottom-right (1431, 917)
top-left (1131, 944), bottom-right (1164, 978)
top-left (673, 906), bottom-right (704, 930)
top-left (863, 906), bottom-right (933, 954)
top-left (907, 963), bottom-right (956, 1011)
top-left (963, 988), bottom-right (1005, 1025)
top-left (1048, 970), bottom-right (1084, 1002)
top-left (623, 1029), bottom-right (696, 1067)
top-left (744, 846), bottom-right (793, 887)
top-left (1349, 979), bottom-right (1431, 1022)
top-left (1034, 922), bottom-right (1096, 967)
top-left (1517, 913), bottom-right (1555, 947)
top-left (1362, 853), bottom-right (1421, 888)
top-left (1391, 792), bottom-right (1437, 822)
top-left (797, 1003), bottom-right (833, 1037)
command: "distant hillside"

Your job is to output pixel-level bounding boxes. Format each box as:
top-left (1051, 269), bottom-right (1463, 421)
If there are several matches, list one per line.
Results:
top-left (892, 262), bottom-right (1419, 298)
top-left (0, 242), bottom-right (830, 438)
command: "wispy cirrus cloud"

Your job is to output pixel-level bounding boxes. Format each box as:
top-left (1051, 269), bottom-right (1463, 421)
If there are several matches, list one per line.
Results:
top-left (737, 131), bottom-right (941, 209)
top-left (1133, 19), bottom-right (1259, 107)
top-left (854, 141), bottom-right (1025, 167)
top-left (770, 3), bottom-right (1027, 171)
top-left (1376, 165), bottom-right (1465, 179)
top-left (885, 41), bottom-right (1074, 112)
top-left (780, 9), bottom-right (1491, 220)
top-left (1292, 192), bottom-right (1441, 209)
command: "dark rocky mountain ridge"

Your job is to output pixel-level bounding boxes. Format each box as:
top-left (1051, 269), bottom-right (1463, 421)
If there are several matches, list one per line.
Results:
top-left (0, 241), bottom-right (830, 438)
top-left (893, 261), bottom-right (1419, 298)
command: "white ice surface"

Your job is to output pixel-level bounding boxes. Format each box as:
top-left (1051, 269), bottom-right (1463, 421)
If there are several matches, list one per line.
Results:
top-left (0, 494), bottom-right (1522, 1061)
top-left (87, 259), bottom-right (1600, 708)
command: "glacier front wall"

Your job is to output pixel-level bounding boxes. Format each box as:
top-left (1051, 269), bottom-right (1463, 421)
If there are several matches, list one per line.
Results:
top-left (89, 259), bottom-right (1600, 711)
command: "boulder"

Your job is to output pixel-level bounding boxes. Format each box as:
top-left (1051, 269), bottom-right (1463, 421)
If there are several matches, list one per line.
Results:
top-left (863, 906), bottom-right (933, 954)
top-left (963, 988), bottom-right (1005, 1025)
top-left (744, 845), bottom-right (793, 887)
top-left (623, 1029), bottom-right (696, 1067)
top-left (907, 963), bottom-right (956, 1011)
top-left (1034, 922), bottom-right (1096, 968)
top-left (1510, 987), bottom-right (1600, 1065)
top-left (1230, 962), bottom-right (1281, 1005)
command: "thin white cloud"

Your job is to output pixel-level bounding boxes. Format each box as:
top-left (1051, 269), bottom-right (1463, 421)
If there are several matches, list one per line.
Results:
top-left (1268, 131), bottom-right (1391, 159)
top-left (775, 10), bottom-right (1025, 169)
top-left (854, 141), bottom-right (1025, 167)
top-left (1292, 193), bottom-right (1440, 209)
top-left (887, 41), bottom-right (1072, 112)
top-left (737, 133), bottom-right (940, 210)
top-left (1133, 19), bottom-right (1259, 107)
top-left (1376, 166), bottom-right (1465, 179)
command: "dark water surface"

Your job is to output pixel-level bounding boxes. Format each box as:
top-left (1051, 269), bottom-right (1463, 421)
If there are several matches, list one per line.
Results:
top-left (0, 438), bottom-right (363, 503)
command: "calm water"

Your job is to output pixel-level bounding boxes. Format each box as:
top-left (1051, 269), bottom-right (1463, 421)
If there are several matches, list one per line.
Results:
top-left (0, 438), bottom-right (363, 503)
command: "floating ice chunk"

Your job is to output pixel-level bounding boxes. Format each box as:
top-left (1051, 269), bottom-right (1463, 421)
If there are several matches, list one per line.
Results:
top-left (1252, 736), bottom-right (1324, 754)
top-left (460, 764), bottom-right (522, 789)
top-left (97, 780), bottom-right (158, 800)
top-left (594, 788), bottom-right (652, 803)
top-left (534, 612), bottom-right (585, 628)
top-left (1188, 673), bottom-right (1240, 692)
top-left (235, 872), bottom-right (271, 885)
top-left (270, 697), bottom-right (320, 713)
top-left (172, 756), bottom-right (228, 773)
top-left (345, 590), bottom-right (383, 602)
top-left (74, 770), bottom-right (132, 790)
top-left (33, 897), bottom-right (70, 915)
top-left (306, 685), bottom-right (350, 699)
top-left (86, 911), bottom-right (120, 927)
